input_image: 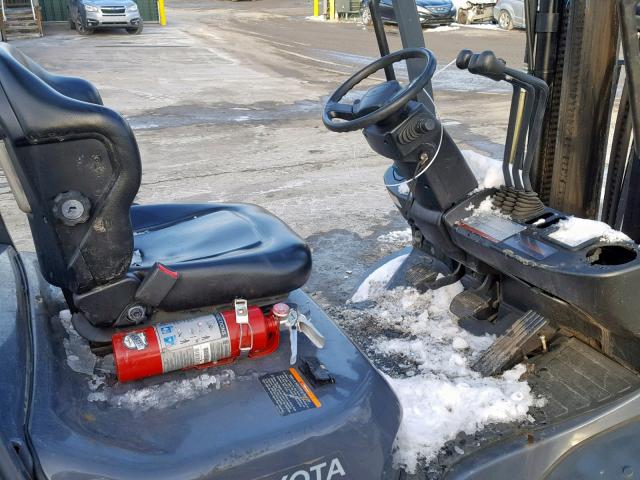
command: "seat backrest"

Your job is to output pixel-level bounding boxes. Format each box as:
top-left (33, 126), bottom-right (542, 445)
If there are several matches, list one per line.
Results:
top-left (0, 43), bottom-right (141, 293)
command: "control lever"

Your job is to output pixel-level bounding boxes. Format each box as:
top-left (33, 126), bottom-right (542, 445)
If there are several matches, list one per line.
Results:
top-left (458, 50), bottom-right (536, 189)
top-left (273, 303), bottom-right (326, 365)
top-left (458, 50), bottom-right (521, 195)
top-left (457, 50), bottom-right (548, 219)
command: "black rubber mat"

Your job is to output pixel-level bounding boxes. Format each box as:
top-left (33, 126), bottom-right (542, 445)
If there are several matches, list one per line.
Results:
top-left (529, 337), bottom-right (640, 423)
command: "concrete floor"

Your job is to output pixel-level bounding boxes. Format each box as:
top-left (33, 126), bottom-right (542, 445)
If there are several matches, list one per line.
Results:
top-left (3, 0), bottom-right (525, 306)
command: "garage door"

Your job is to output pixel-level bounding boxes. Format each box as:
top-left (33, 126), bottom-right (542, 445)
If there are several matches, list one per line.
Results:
top-left (41, 0), bottom-right (159, 22)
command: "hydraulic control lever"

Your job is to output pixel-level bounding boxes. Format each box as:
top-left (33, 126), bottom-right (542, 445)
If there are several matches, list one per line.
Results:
top-left (457, 50), bottom-right (549, 219)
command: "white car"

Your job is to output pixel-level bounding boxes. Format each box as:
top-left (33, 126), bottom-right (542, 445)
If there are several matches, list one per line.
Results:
top-left (492, 0), bottom-right (525, 30)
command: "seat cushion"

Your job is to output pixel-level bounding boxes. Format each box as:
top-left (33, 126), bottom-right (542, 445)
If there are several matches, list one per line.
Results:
top-left (129, 203), bottom-right (312, 310)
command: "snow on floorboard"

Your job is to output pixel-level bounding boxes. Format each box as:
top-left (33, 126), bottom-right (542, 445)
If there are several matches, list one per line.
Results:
top-left (348, 258), bottom-right (543, 473)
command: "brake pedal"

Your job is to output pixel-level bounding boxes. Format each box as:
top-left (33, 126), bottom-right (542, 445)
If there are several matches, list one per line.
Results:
top-left (472, 310), bottom-right (548, 376)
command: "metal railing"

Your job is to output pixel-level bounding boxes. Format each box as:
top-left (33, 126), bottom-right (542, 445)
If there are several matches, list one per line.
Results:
top-left (0, 0), bottom-right (43, 39)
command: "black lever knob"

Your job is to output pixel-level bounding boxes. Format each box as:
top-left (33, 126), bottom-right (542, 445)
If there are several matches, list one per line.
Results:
top-left (468, 50), bottom-right (506, 81)
top-left (456, 49), bottom-right (473, 70)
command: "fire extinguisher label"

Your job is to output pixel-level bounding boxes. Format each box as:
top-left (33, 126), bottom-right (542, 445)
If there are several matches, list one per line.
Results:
top-left (154, 313), bottom-right (231, 373)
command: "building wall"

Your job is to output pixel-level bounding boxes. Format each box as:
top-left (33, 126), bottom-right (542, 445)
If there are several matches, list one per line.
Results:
top-left (40, 0), bottom-right (159, 22)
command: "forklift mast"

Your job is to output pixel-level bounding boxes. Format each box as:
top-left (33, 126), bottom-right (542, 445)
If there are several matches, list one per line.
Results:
top-left (528, 0), bottom-right (639, 231)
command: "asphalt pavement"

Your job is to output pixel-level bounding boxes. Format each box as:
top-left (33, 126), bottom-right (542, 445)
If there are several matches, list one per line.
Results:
top-left (2, 0), bottom-right (526, 307)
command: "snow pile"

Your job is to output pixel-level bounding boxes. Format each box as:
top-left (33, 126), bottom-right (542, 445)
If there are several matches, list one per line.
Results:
top-left (465, 195), bottom-right (507, 218)
top-left (377, 229), bottom-right (413, 246)
top-left (346, 260), bottom-right (542, 472)
top-left (351, 253), bottom-right (409, 302)
top-left (462, 149), bottom-right (503, 189)
top-left (398, 182), bottom-right (411, 195)
top-left (389, 363), bottom-right (535, 471)
top-left (428, 25), bottom-right (460, 33)
top-left (549, 216), bottom-right (632, 247)
top-left (459, 23), bottom-right (500, 30)
top-left (305, 15), bottom-right (325, 22)
top-left (88, 370), bottom-right (236, 411)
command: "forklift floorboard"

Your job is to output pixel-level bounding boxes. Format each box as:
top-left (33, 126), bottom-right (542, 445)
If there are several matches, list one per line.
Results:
top-left (418, 336), bottom-right (640, 479)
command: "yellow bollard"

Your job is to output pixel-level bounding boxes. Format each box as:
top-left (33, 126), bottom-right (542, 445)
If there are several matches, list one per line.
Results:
top-left (329, 0), bottom-right (335, 20)
top-left (313, 0), bottom-right (319, 17)
top-left (158, 0), bottom-right (166, 26)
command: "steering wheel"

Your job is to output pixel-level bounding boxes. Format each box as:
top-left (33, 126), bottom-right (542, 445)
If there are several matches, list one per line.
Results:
top-left (323, 48), bottom-right (437, 133)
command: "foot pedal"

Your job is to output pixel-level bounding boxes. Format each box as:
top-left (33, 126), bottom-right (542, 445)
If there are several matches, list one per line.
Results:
top-left (450, 274), bottom-right (498, 321)
top-left (472, 310), bottom-right (548, 376)
top-left (450, 290), bottom-right (495, 321)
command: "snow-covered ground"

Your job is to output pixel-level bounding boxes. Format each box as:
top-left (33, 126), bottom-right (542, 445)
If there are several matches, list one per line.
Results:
top-left (346, 260), bottom-right (543, 472)
top-left (377, 229), bottom-right (413, 245)
top-left (351, 253), bottom-right (409, 302)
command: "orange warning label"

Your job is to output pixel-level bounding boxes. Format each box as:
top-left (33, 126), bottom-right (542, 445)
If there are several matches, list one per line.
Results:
top-left (259, 368), bottom-right (321, 416)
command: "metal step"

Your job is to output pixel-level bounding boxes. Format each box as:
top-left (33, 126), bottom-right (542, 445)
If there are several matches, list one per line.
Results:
top-left (6, 23), bottom-right (38, 30)
top-left (5, 9), bottom-right (33, 19)
top-left (473, 310), bottom-right (548, 376)
top-left (6, 14), bottom-right (34, 21)
top-left (5, 32), bottom-right (40, 40)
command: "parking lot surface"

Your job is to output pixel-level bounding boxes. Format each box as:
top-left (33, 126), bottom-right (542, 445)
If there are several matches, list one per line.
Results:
top-left (3, 0), bottom-right (525, 306)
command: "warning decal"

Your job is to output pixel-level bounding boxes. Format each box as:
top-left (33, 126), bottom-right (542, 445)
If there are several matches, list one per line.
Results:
top-left (458, 214), bottom-right (526, 243)
top-left (154, 313), bottom-right (231, 373)
top-left (260, 368), bottom-right (321, 416)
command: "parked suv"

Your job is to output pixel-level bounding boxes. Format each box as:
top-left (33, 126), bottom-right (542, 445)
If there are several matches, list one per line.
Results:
top-left (68, 0), bottom-right (143, 35)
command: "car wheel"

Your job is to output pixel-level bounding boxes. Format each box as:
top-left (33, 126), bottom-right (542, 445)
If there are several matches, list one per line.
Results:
top-left (360, 6), bottom-right (372, 26)
top-left (68, 10), bottom-right (75, 29)
top-left (126, 23), bottom-right (143, 34)
top-left (457, 8), bottom-right (469, 24)
top-left (498, 10), bottom-right (513, 30)
top-left (76, 20), bottom-right (94, 35)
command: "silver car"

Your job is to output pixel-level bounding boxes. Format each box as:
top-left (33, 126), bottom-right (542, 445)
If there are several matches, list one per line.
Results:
top-left (492, 0), bottom-right (525, 30)
top-left (68, 0), bottom-right (143, 35)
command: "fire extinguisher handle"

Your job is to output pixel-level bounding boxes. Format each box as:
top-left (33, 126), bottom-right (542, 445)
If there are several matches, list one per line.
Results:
top-left (289, 325), bottom-right (298, 365)
top-left (298, 315), bottom-right (326, 349)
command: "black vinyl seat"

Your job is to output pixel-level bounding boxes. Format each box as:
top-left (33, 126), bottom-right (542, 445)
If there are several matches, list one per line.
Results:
top-left (129, 203), bottom-right (312, 310)
top-left (0, 43), bottom-right (311, 328)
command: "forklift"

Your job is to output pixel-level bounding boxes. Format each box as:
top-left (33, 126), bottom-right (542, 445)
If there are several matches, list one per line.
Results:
top-left (0, 0), bottom-right (639, 480)
top-left (322, 0), bottom-right (640, 477)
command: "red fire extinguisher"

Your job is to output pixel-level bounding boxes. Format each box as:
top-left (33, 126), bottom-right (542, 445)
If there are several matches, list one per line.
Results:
top-left (112, 300), bottom-right (283, 383)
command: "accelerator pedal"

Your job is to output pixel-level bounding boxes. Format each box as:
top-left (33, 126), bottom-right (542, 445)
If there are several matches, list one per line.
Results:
top-left (450, 275), bottom-right (498, 321)
top-left (473, 310), bottom-right (548, 376)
